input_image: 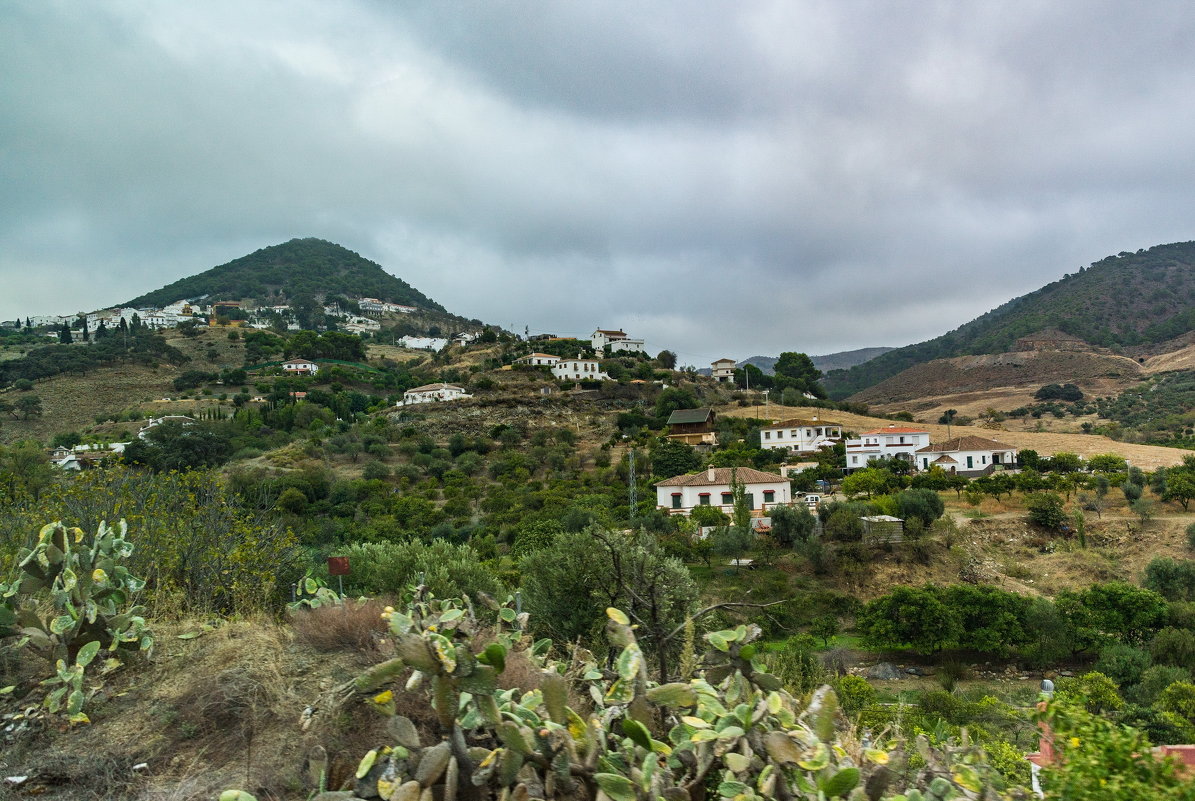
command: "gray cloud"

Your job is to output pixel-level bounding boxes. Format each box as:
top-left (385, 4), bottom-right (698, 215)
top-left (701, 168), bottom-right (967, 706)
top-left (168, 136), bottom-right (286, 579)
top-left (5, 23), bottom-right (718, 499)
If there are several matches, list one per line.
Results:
top-left (3, 1), bottom-right (1195, 366)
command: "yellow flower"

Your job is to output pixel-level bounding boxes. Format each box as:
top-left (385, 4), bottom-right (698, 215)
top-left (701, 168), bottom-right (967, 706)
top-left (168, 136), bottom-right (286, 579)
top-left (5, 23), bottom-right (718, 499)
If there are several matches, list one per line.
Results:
top-left (1070, 737), bottom-right (1081, 748)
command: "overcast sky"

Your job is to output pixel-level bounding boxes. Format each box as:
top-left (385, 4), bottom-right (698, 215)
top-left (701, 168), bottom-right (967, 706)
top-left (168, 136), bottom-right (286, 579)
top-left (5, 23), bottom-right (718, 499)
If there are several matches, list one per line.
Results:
top-left (4, 1), bottom-right (1195, 366)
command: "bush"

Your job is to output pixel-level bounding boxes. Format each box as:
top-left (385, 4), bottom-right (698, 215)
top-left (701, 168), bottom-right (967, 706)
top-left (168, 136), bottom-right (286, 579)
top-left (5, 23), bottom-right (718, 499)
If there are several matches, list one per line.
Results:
top-left (1025, 491), bottom-right (1067, 529)
top-left (1150, 627), bottom-right (1195, 667)
top-left (1143, 557), bottom-right (1195, 601)
top-left (689, 504), bottom-right (729, 527)
top-left (1094, 643), bottom-right (1152, 687)
top-left (1133, 665), bottom-right (1193, 706)
top-left (834, 674), bottom-right (877, 714)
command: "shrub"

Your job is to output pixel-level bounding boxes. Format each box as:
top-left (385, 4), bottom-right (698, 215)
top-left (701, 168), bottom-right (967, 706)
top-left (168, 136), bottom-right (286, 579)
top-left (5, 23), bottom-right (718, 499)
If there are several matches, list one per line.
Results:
top-left (834, 674), bottom-right (877, 714)
top-left (1094, 643), bottom-right (1152, 687)
top-left (1133, 665), bottom-right (1193, 706)
top-left (1025, 491), bottom-right (1067, 529)
top-left (1150, 627), bottom-right (1195, 667)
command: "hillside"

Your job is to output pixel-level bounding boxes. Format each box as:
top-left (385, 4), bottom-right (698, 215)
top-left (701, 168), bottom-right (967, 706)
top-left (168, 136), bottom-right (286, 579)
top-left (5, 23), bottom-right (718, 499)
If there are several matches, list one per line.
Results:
top-left (851, 350), bottom-right (1143, 405)
top-left (123, 238), bottom-right (444, 311)
top-left (824, 240), bottom-right (1195, 398)
top-left (717, 401), bottom-right (1189, 469)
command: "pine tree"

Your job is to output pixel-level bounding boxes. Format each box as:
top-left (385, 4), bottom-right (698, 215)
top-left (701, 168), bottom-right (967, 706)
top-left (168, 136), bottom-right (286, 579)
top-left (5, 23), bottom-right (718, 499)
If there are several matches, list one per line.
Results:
top-left (59, 323), bottom-right (72, 344)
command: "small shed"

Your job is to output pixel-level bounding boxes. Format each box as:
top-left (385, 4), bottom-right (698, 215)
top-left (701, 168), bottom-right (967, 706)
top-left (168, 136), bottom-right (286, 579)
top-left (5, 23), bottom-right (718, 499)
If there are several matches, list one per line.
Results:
top-left (666, 407), bottom-right (717, 444)
top-left (861, 515), bottom-right (905, 545)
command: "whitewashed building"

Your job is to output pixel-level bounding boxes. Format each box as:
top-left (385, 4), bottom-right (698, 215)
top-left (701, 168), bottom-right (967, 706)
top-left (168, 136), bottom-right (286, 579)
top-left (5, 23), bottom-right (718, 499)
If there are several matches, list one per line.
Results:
top-left (552, 358), bottom-right (610, 381)
top-left (400, 383), bottom-right (472, 405)
top-left (591, 328), bottom-right (646, 354)
top-left (711, 358), bottom-right (737, 382)
top-left (760, 417), bottom-right (843, 453)
top-left (844, 425), bottom-right (931, 470)
top-left (655, 467), bottom-right (792, 515)
top-left (515, 353), bottom-right (561, 367)
top-left (281, 358), bottom-right (320, 375)
top-left (916, 435), bottom-right (1018, 476)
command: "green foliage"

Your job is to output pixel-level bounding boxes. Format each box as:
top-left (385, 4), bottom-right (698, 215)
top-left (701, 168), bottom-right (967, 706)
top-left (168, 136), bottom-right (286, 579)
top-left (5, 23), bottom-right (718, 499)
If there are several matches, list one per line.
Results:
top-left (520, 529), bottom-right (698, 675)
top-left (1143, 557), bottom-right (1195, 602)
top-left (1093, 643), bottom-right (1152, 687)
top-left (124, 238), bottom-right (443, 312)
top-left (1035, 383), bottom-right (1084, 401)
top-left (1040, 700), bottom-right (1195, 799)
top-left (122, 420), bottom-right (234, 471)
top-left (894, 487), bottom-right (946, 526)
top-left (690, 504), bottom-right (730, 527)
top-left (0, 520), bottom-right (152, 723)
top-left (834, 674), bottom-right (876, 714)
top-left (1055, 671), bottom-right (1125, 714)
top-left (769, 503), bottom-right (817, 547)
top-left (860, 585), bottom-right (961, 653)
top-left (650, 437), bottom-right (702, 479)
top-left (1150, 627), bottom-right (1195, 668)
top-left (772, 351), bottom-right (826, 398)
top-left (1056, 582), bottom-right (1168, 650)
top-left (337, 540), bottom-right (501, 601)
top-left (0, 330), bottom-right (185, 387)
top-left (229, 591), bottom-right (1020, 801)
top-left (1025, 491), bottom-right (1067, 530)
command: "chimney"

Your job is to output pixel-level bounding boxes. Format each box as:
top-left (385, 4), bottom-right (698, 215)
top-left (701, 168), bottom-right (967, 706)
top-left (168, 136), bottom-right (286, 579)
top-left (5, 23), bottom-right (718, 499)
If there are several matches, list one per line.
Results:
top-left (707, 467), bottom-right (716, 482)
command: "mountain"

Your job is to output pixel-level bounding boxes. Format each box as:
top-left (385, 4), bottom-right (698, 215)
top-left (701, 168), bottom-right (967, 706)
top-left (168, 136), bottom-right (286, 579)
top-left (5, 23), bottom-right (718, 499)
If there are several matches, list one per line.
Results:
top-left (124, 238), bottom-right (444, 311)
top-left (737, 347), bottom-right (895, 376)
top-left (824, 240), bottom-right (1195, 399)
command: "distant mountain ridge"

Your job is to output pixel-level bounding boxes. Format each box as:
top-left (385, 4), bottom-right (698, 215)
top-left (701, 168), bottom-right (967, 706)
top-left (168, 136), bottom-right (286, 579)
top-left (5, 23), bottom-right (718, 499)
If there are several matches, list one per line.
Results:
top-left (124, 238), bottom-right (444, 311)
top-left (739, 347), bottom-right (895, 375)
top-left (824, 240), bottom-right (1195, 399)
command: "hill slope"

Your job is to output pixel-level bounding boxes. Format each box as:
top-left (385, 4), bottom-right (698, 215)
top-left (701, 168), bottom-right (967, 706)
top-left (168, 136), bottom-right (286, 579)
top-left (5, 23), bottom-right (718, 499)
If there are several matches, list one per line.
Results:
top-left (124, 238), bottom-right (444, 311)
top-left (824, 240), bottom-right (1195, 398)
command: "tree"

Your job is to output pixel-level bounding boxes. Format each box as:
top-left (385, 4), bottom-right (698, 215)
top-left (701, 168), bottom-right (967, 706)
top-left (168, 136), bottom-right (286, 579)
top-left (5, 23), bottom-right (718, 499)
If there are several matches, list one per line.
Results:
top-left (653, 387), bottom-right (698, 421)
top-left (1025, 491), bottom-right (1066, 530)
top-left (811, 615), bottom-right (839, 647)
top-left (655, 350), bottom-right (677, 369)
top-left (772, 352), bottom-right (824, 398)
top-left (895, 487), bottom-right (945, 526)
top-left (860, 585), bottom-right (961, 653)
top-left (121, 420), bottom-right (233, 471)
top-left (841, 467), bottom-right (889, 499)
top-left (519, 528), bottom-right (698, 682)
top-left (769, 503), bottom-right (817, 547)
top-left (1165, 471), bottom-right (1195, 511)
top-left (650, 438), bottom-right (701, 479)
top-left (15, 394), bottom-right (42, 419)
top-left (709, 525), bottom-right (753, 564)
top-left (0, 441), bottom-right (55, 501)
top-left (58, 323), bottom-right (72, 344)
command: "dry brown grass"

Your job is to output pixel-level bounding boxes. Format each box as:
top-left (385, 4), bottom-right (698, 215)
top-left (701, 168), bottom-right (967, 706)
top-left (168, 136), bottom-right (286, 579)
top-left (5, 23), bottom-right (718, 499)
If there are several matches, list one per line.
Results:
top-left (717, 401), bottom-right (1189, 469)
top-left (289, 599), bottom-right (389, 652)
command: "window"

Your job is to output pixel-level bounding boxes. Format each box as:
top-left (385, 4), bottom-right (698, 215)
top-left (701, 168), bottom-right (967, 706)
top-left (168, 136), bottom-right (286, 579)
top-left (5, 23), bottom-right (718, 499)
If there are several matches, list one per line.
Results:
top-left (763, 490), bottom-right (775, 503)
top-left (851, 456), bottom-right (859, 465)
top-left (721, 492), bottom-right (734, 504)
top-left (699, 493), bottom-right (711, 505)
top-left (764, 431), bottom-right (771, 440)
top-left (671, 493), bottom-right (682, 509)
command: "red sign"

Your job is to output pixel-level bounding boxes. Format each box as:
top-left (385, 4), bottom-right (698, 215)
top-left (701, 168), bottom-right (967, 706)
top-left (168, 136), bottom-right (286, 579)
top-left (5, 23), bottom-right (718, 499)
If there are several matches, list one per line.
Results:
top-left (327, 556), bottom-right (350, 576)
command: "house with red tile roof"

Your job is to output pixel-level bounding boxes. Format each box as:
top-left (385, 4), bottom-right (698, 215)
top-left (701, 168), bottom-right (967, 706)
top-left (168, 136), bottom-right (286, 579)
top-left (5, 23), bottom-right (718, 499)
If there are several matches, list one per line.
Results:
top-left (655, 466), bottom-right (791, 515)
top-left (844, 425), bottom-right (931, 470)
top-left (916, 435), bottom-right (1017, 476)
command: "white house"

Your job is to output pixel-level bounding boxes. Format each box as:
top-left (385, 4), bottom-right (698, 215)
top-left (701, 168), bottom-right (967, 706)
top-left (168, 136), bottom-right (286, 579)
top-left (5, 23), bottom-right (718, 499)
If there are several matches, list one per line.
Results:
top-left (281, 358), bottom-right (319, 375)
top-left (916, 435), bottom-right (1018, 476)
top-left (400, 383), bottom-right (472, 405)
top-left (515, 352), bottom-right (561, 367)
top-left (591, 328), bottom-right (646, 354)
top-left (711, 358), bottom-right (737, 382)
top-left (552, 358), bottom-right (610, 381)
top-left (655, 467), bottom-right (792, 515)
top-left (844, 425), bottom-right (931, 470)
top-left (760, 417), bottom-right (843, 453)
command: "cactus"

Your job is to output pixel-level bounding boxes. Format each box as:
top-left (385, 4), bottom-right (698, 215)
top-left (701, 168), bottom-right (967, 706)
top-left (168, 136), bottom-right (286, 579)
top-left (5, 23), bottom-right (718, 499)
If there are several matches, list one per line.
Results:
top-left (0, 520), bottom-right (153, 722)
top-left (228, 587), bottom-right (1023, 800)
top-left (288, 572), bottom-right (344, 610)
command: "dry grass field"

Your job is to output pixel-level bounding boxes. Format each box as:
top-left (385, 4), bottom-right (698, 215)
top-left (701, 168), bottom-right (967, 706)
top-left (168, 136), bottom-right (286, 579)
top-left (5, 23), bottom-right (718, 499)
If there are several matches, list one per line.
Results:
top-left (717, 401), bottom-right (1190, 469)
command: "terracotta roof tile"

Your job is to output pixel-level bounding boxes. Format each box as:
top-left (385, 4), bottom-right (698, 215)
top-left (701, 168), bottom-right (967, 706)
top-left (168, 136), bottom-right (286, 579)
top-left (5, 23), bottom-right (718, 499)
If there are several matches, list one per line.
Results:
top-left (654, 467), bottom-right (788, 487)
